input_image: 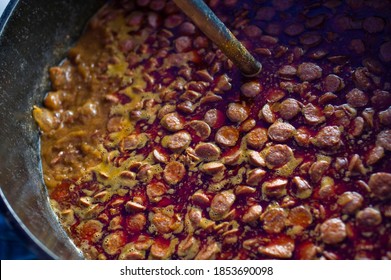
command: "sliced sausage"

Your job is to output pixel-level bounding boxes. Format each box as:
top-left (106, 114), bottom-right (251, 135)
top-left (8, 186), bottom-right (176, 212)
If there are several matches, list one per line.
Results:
top-left (163, 161), bottom-right (186, 185)
top-left (246, 128), bottom-right (268, 149)
top-left (363, 17), bottom-right (385, 33)
top-left (309, 160), bottom-right (330, 183)
top-left (242, 205), bottom-right (263, 223)
top-left (371, 90), bottom-right (391, 110)
top-left (278, 65), bottom-right (297, 79)
top-left (266, 88), bottom-right (286, 103)
top-left (210, 191), bottom-right (236, 216)
top-left (314, 126), bottom-right (341, 149)
top-left (323, 74), bottom-right (344, 92)
top-left (102, 231), bottom-right (126, 255)
top-left (299, 33), bottom-right (322, 47)
top-left (337, 191), bottom-right (363, 214)
top-left (226, 103), bottom-right (249, 123)
top-left (379, 107), bottom-right (391, 126)
top-left (247, 150), bottom-right (266, 167)
top-left (241, 81), bottom-right (262, 97)
top-left (297, 62), bottom-right (322, 81)
top-left (303, 103), bottom-right (325, 125)
top-left (376, 130), bottom-right (391, 151)
top-left (204, 109), bottom-right (225, 128)
top-left (201, 162), bottom-right (225, 175)
top-left (265, 144), bottom-right (293, 168)
top-left (366, 146), bottom-right (384, 165)
top-left (352, 68), bottom-right (372, 91)
top-left (258, 236), bottom-right (294, 259)
top-left (261, 206), bottom-right (287, 234)
top-left (259, 103), bottom-right (277, 123)
top-left (320, 218), bottom-right (346, 244)
top-left (288, 206), bottom-right (313, 228)
top-left (167, 131), bottom-right (192, 152)
top-left (194, 142), bottom-right (221, 161)
top-left (356, 207), bottom-right (382, 227)
top-left (187, 120), bottom-right (211, 140)
top-left (262, 178), bottom-right (288, 198)
top-left (284, 23), bottom-right (304, 36)
top-left (268, 122), bottom-right (296, 142)
top-left (246, 168), bottom-right (266, 186)
top-left (368, 172), bottom-right (391, 200)
top-left (215, 126), bottom-right (239, 147)
top-left (126, 213), bottom-right (147, 232)
top-left (292, 176), bottom-right (312, 199)
top-left (279, 98), bottom-right (300, 120)
top-left (160, 112), bottom-right (184, 132)
top-left (147, 182), bottom-right (167, 203)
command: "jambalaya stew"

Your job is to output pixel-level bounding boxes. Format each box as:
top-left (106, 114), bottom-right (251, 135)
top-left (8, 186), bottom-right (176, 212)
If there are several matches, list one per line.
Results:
top-left (33, 0), bottom-right (391, 259)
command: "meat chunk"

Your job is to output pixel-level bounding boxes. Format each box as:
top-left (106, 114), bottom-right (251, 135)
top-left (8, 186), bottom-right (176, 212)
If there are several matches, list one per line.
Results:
top-left (177, 235), bottom-right (200, 259)
top-left (226, 103), bottom-right (249, 123)
top-left (167, 131), bottom-right (192, 152)
top-left (268, 122), bottom-right (295, 142)
top-left (261, 206), bottom-right (287, 234)
top-left (160, 112), bottom-right (184, 132)
top-left (302, 103), bottom-right (325, 125)
top-left (337, 191), bottom-right (363, 214)
top-left (259, 103), bottom-right (277, 123)
top-left (201, 162), bottom-right (225, 175)
top-left (323, 74), bottom-right (344, 92)
top-left (379, 107), bottom-right (391, 126)
top-left (366, 146), bottom-right (384, 165)
top-left (262, 178), bottom-right (288, 198)
top-left (376, 130), bottom-right (391, 151)
top-left (278, 65), bottom-right (297, 79)
top-left (288, 206), bottom-right (312, 228)
top-left (204, 109), bottom-right (225, 128)
top-left (242, 205), bottom-right (263, 223)
top-left (320, 218), bottom-right (346, 244)
top-left (292, 176), bottom-right (312, 199)
top-left (284, 23), bottom-right (304, 36)
top-left (163, 161), bottom-right (186, 185)
top-left (356, 207), bottom-right (382, 227)
top-left (194, 142), bottom-right (221, 161)
top-left (368, 172), bottom-right (391, 200)
top-left (246, 128), bottom-right (268, 149)
top-left (246, 168), bottom-right (266, 186)
top-left (258, 236), bottom-right (294, 259)
top-left (371, 90), bottom-right (391, 110)
top-left (309, 160), bottom-right (330, 183)
top-left (352, 68), bottom-right (372, 91)
top-left (102, 231), bottom-right (126, 255)
top-left (247, 150), bottom-right (265, 167)
top-left (215, 126), bottom-right (239, 147)
top-left (279, 98), bottom-right (300, 120)
top-left (194, 241), bottom-right (220, 260)
top-left (297, 62), bottom-right (322, 81)
top-left (127, 213), bottom-right (147, 232)
top-left (265, 144), bottom-right (293, 168)
top-left (210, 191), bottom-right (236, 216)
top-left (363, 16), bottom-right (385, 33)
top-left (313, 126), bottom-right (341, 149)
top-left (147, 182), bottom-right (167, 203)
top-left (241, 81), bottom-right (262, 97)
top-left (346, 88), bottom-right (368, 107)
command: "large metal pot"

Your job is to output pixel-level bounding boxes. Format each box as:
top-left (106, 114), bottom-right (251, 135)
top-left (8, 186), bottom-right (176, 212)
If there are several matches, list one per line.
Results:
top-left (0, 0), bottom-right (105, 259)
